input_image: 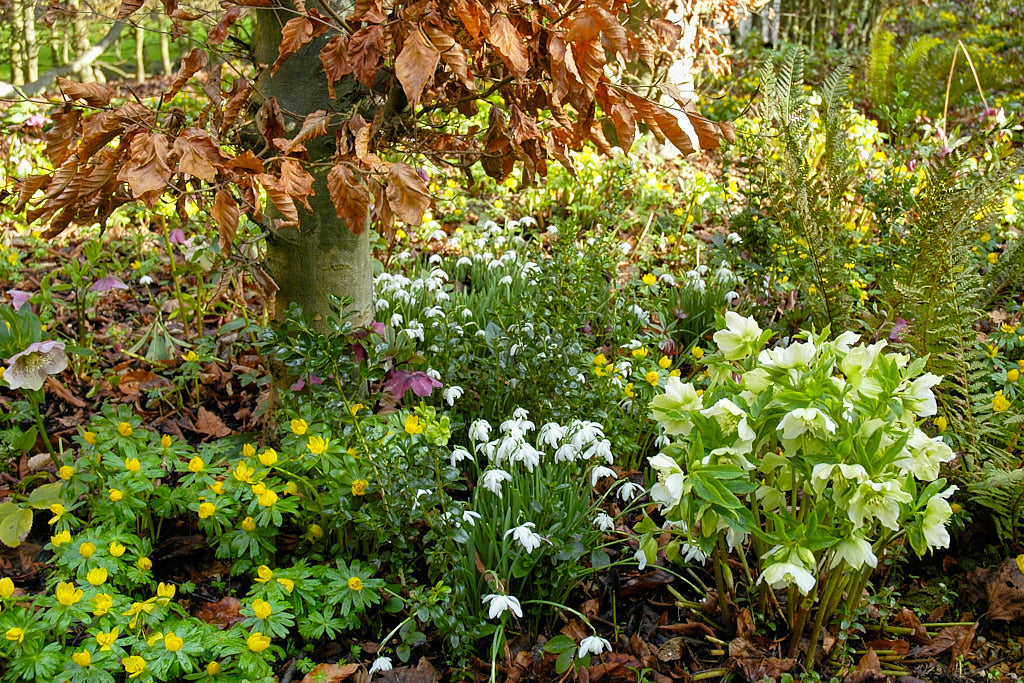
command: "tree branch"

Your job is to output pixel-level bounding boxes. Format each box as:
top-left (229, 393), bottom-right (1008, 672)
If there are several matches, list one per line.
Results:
top-left (0, 19), bottom-right (127, 100)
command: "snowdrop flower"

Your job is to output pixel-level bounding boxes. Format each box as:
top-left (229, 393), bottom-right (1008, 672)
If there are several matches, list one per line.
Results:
top-left (521, 261), bottom-right (541, 277)
top-left (390, 313), bottom-right (404, 328)
top-left (569, 420), bottom-right (605, 449)
top-left (617, 481), bottom-right (644, 502)
top-left (578, 635), bottom-right (611, 658)
top-left (375, 298), bottom-right (390, 311)
top-left (546, 225), bottom-right (559, 236)
top-left (423, 306), bottom-right (445, 319)
top-left (498, 275), bottom-right (514, 286)
top-left (759, 546), bottom-right (817, 595)
top-left (443, 386), bottom-right (464, 406)
top-left (456, 256), bottom-right (472, 268)
top-left (582, 439), bottom-right (613, 464)
top-left (680, 543), bottom-right (708, 565)
top-left (510, 442), bottom-right (542, 471)
top-left (429, 230), bottom-right (447, 242)
top-left (659, 272), bottom-right (676, 286)
top-left (630, 304), bottom-right (649, 322)
top-left (482, 593), bottom-right (523, 619)
top-left (504, 522), bottom-right (550, 553)
top-left (593, 513), bottom-right (615, 531)
top-left (139, 275), bottom-right (154, 286)
top-left (634, 547), bottom-right (650, 570)
top-left (726, 231), bottom-right (742, 244)
top-left (450, 447), bottom-right (472, 467)
top-left (724, 291), bottom-right (740, 305)
top-left (404, 321), bottom-right (425, 342)
top-left (469, 419), bottom-right (491, 443)
top-left (715, 261), bottom-right (735, 283)
top-left (488, 259), bottom-right (503, 271)
top-left (520, 216), bottom-right (537, 226)
top-left (538, 422), bottom-right (566, 449)
top-left (590, 465), bottom-right (617, 487)
top-left (5, 341), bottom-right (68, 391)
top-left (553, 444), bottom-right (578, 462)
top-left (462, 510), bottom-right (482, 527)
top-left (713, 312), bottom-right (765, 360)
top-left (481, 469), bottom-right (512, 496)
top-left (428, 253), bottom-right (443, 265)
top-left (368, 657), bottom-right (393, 676)
top-left (618, 241), bottom-right (632, 255)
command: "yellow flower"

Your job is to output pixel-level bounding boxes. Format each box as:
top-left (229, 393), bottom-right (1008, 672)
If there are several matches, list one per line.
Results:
top-left (255, 565), bottom-right (273, 583)
top-left (290, 418), bottom-right (308, 436)
top-left (72, 650), bottom-right (91, 667)
top-left (86, 567), bottom-right (108, 586)
top-left (117, 422), bottom-right (133, 437)
top-left (306, 435), bottom-right (330, 455)
top-left (623, 382), bottom-right (635, 398)
top-left (207, 662), bottom-right (221, 676)
top-left (276, 578), bottom-right (295, 593)
top-left (48, 503), bottom-right (65, 524)
top-left (307, 524), bottom-right (324, 540)
top-left (980, 232), bottom-right (991, 243)
top-left (183, 350), bottom-right (198, 362)
top-left (1003, 323), bottom-right (1018, 334)
top-left (124, 457), bottom-right (141, 473)
top-left (164, 631), bottom-right (184, 652)
top-left (251, 482), bottom-right (267, 496)
top-left (350, 403), bottom-right (364, 417)
top-left (258, 448), bottom-right (278, 467)
top-left (92, 593), bottom-right (113, 616)
top-left (934, 415), bottom-right (948, 432)
top-left (988, 252), bottom-right (998, 264)
top-left (83, 431), bottom-right (97, 445)
top-left (242, 516), bottom-right (257, 532)
top-left (258, 489), bottom-right (279, 507)
top-left (347, 576), bottom-right (363, 591)
top-left (670, 369), bottom-right (681, 378)
top-left (252, 599), bottom-right (272, 620)
top-left (157, 582), bottom-right (176, 601)
top-left (951, 503), bottom-right (962, 514)
top-left (993, 391), bottom-right (1011, 412)
top-left (351, 479), bottom-right (369, 496)
top-left (233, 461), bottom-right (255, 483)
top-left (5, 627), bottom-right (24, 643)
top-left (198, 502), bottom-right (216, 519)
top-left (1008, 369), bottom-right (1020, 383)
top-left (161, 434), bottom-right (172, 448)
top-left (0, 577), bottom-right (14, 599)
top-left (124, 600), bottom-right (156, 628)
top-left (247, 632), bottom-right (271, 653)
top-left (79, 542), bottom-right (96, 558)
top-left (242, 443), bottom-right (256, 458)
top-left (631, 347), bottom-right (648, 358)
top-left (645, 371), bottom-right (659, 387)
top-left (96, 627), bottom-right (119, 650)
top-left (691, 346), bottom-right (704, 360)
top-left (188, 456), bottom-right (204, 473)
top-left (284, 480), bottom-right (298, 495)
top-left (404, 415), bottom-right (424, 435)
top-left (109, 488), bottom-right (123, 502)
top-left (494, 198), bottom-right (504, 209)
top-left (137, 557), bottom-right (152, 571)
top-left (123, 655), bottom-right (146, 679)
top-left (56, 581), bottom-right (83, 606)
top-left (987, 344), bottom-right (999, 358)
top-left (658, 356), bottom-right (672, 369)
top-left (210, 480), bottom-right (224, 495)
top-left (642, 273), bottom-right (657, 286)
top-left (592, 353), bottom-right (607, 366)
top-left (808, 284), bottom-right (817, 296)
top-left (51, 529), bottom-right (71, 547)
top-left (59, 465), bottom-right (74, 480)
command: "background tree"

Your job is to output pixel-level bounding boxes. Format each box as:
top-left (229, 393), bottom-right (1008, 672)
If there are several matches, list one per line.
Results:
top-left (13, 0), bottom-right (745, 330)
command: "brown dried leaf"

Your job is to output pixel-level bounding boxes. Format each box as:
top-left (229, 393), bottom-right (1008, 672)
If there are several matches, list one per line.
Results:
top-left (174, 129), bottom-right (227, 182)
top-left (893, 607), bottom-right (931, 645)
top-left (272, 16), bottom-right (314, 75)
top-left (167, 48), bottom-right (208, 100)
top-left (354, 125), bottom-right (386, 172)
top-left (194, 407), bottom-right (232, 438)
top-left (116, 0), bottom-right (144, 20)
top-left (395, 27), bottom-right (440, 111)
top-left (117, 369), bottom-right (170, 397)
top-left (567, 6), bottom-right (627, 57)
top-left (844, 648), bottom-right (886, 683)
top-left (425, 20), bottom-right (473, 89)
top-left (349, 24), bottom-right (386, 87)
top-left (220, 76), bottom-right (251, 135)
top-left (350, 0), bottom-right (385, 23)
top-left (320, 35), bottom-right (351, 99)
top-left (624, 92), bottom-right (700, 155)
top-left (193, 595), bottom-right (242, 627)
top-left (57, 78), bottom-right (110, 108)
top-left (453, 0), bottom-right (488, 42)
top-left (386, 162), bottom-right (430, 226)
top-left (208, 6), bottom-right (242, 45)
top-left (44, 105), bottom-right (80, 167)
top-left (121, 133), bottom-right (173, 198)
top-left (488, 13), bottom-right (529, 80)
top-left (278, 110), bottom-right (331, 154)
top-left (258, 174), bottom-right (300, 229)
top-left (299, 663), bottom-right (359, 683)
top-left (570, 39), bottom-right (604, 97)
top-left (327, 164), bottom-right (370, 234)
top-left (211, 190), bottom-right (240, 255)
top-left (224, 150), bottom-right (264, 174)
top-left (257, 97), bottom-right (287, 149)
top-left (279, 159), bottom-right (315, 213)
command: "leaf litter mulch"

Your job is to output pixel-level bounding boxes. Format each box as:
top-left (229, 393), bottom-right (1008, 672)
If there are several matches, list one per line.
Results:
top-left (3, 230), bottom-right (1024, 682)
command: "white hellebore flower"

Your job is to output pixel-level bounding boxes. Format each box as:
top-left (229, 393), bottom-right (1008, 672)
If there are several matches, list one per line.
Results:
top-left (700, 399), bottom-right (756, 453)
top-left (759, 546), bottom-right (817, 595)
top-left (481, 469), bottom-right (513, 496)
top-left (649, 454), bottom-right (686, 508)
top-left (758, 340), bottom-right (817, 370)
top-left (504, 522), bottom-right (549, 553)
top-left (778, 406), bottom-right (837, 446)
top-left (4, 340), bottom-right (68, 391)
top-left (649, 377), bottom-right (703, 435)
top-left (922, 486), bottom-right (958, 549)
top-left (896, 429), bottom-right (955, 481)
top-left (847, 479), bottom-right (913, 531)
top-left (578, 635), bottom-right (611, 658)
top-left (900, 372), bottom-right (942, 417)
top-left (829, 535), bottom-right (878, 570)
top-left (368, 656), bottom-right (393, 676)
top-left (482, 593), bottom-right (523, 619)
top-left (712, 311), bottom-right (765, 360)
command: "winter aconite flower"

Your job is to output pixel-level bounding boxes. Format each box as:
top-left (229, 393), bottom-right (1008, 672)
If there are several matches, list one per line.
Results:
top-left (0, 577), bottom-right (13, 599)
top-left (258, 448), bottom-right (278, 467)
top-left (351, 479), bottom-right (369, 496)
top-left (252, 599), bottom-right (272, 620)
top-left (109, 489), bottom-right (124, 502)
top-left (5, 627), bottom-right (24, 643)
top-left (482, 593), bottom-right (523, 619)
top-left (123, 655), bottom-right (146, 678)
top-left (59, 465), bottom-right (74, 480)
top-left (86, 567), bottom-right (108, 586)
top-left (51, 529), bottom-right (71, 547)
top-left (78, 542), bottom-right (96, 558)
top-left (188, 456), bottom-right (204, 472)
top-left (164, 632), bottom-right (184, 652)
top-left (109, 541), bottom-right (126, 557)
top-left (255, 565), bottom-right (273, 583)
top-left (248, 632), bottom-right (271, 652)
top-left (198, 502), bottom-right (216, 519)
top-left (290, 419), bottom-right (308, 436)
top-left (56, 581), bottom-right (83, 606)
top-left (993, 391), bottom-right (1011, 412)
top-left (404, 414), bottom-right (424, 435)
top-left (137, 557), bottom-right (152, 571)
top-left (4, 340), bottom-right (68, 391)
top-left (117, 422), bottom-right (133, 437)
top-left (92, 593), bottom-right (113, 616)
top-left (157, 582), bottom-right (176, 602)
top-left (347, 576), bottom-right (363, 591)
top-left (96, 627), bottom-right (119, 650)
top-left (307, 435), bottom-right (329, 455)
top-left (72, 650), bottom-right (91, 666)
top-left (124, 457), bottom-right (140, 472)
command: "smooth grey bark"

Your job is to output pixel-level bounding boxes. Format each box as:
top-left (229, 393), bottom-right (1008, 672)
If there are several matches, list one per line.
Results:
top-left (254, 2), bottom-right (374, 332)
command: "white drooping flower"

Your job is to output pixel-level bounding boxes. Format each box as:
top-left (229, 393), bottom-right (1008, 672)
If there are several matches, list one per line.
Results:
top-left (582, 439), bottom-right (614, 464)
top-left (590, 465), bottom-right (617, 487)
top-left (504, 522), bottom-right (549, 553)
top-left (758, 546), bottom-right (817, 595)
top-left (449, 447), bottom-right (473, 467)
top-left (617, 481), bottom-right (644, 502)
top-left (899, 372), bottom-right (942, 417)
top-left (847, 479), bottom-right (913, 531)
top-left (481, 469), bottom-right (512, 496)
top-left (469, 419), bottom-right (491, 443)
top-left (700, 399), bottom-right (756, 453)
top-left (368, 656), bottom-right (393, 676)
top-left (482, 593), bottom-right (523, 619)
top-left (593, 512), bottom-right (615, 531)
top-left (758, 340), bottom-right (817, 370)
top-left (922, 486), bottom-right (958, 549)
top-left (777, 406), bottom-right (837, 446)
top-left (895, 429), bottom-right (955, 480)
top-left (578, 635), bottom-right (611, 658)
top-left (649, 454), bottom-right (686, 509)
top-left (829, 535), bottom-right (877, 570)
top-left (537, 422), bottom-right (567, 449)
top-left (443, 385), bottom-right (464, 406)
top-left (712, 312), bottom-right (765, 360)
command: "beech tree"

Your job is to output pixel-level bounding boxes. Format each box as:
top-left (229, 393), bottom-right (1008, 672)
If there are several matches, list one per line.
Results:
top-left (11, 0), bottom-right (744, 330)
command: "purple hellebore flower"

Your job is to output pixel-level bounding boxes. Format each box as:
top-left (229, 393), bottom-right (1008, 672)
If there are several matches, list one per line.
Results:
top-left (889, 317), bottom-right (913, 342)
top-left (89, 276), bottom-right (129, 293)
top-left (6, 290), bottom-right (32, 310)
top-left (168, 228), bottom-right (187, 245)
top-left (5, 340), bottom-right (68, 391)
top-left (24, 114), bottom-right (50, 127)
top-left (384, 369), bottom-right (442, 398)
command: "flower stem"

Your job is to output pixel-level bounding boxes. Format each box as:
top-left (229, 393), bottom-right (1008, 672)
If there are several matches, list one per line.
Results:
top-left (27, 391), bottom-right (60, 467)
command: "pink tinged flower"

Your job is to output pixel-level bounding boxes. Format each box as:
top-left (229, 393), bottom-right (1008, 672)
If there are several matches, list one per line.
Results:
top-left (482, 593), bottom-right (523, 619)
top-left (5, 341), bottom-right (68, 391)
top-left (89, 276), bottom-right (129, 293)
top-left (6, 290), bottom-right (31, 310)
top-left (384, 369), bottom-right (442, 398)
top-left (168, 228), bottom-right (187, 244)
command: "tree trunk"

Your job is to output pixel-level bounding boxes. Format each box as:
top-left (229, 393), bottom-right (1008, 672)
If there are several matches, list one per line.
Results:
top-left (254, 1), bottom-right (374, 332)
top-left (135, 23), bottom-right (146, 82)
top-left (70, 0), bottom-right (95, 82)
top-left (10, 0), bottom-right (26, 85)
top-left (159, 15), bottom-right (172, 75)
top-left (23, 0), bottom-right (39, 83)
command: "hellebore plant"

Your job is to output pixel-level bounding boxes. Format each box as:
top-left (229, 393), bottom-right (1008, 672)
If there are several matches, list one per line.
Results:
top-left (641, 312), bottom-right (957, 667)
